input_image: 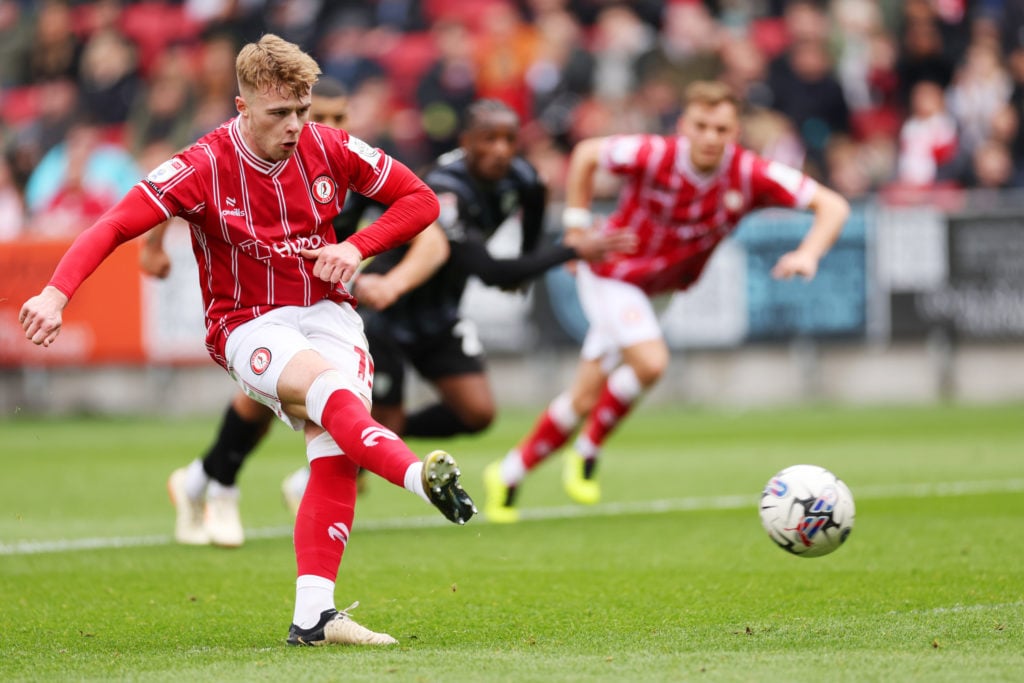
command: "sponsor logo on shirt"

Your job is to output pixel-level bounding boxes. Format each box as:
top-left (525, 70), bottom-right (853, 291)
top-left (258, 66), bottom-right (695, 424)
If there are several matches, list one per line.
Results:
top-left (250, 347), bottom-right (272, 375)
top-left (238, 235), bottom-right (331, 260)
top-left (146, 158), bottom-right (187, 184)
top-left (346, 135), bottom-right (381, 166)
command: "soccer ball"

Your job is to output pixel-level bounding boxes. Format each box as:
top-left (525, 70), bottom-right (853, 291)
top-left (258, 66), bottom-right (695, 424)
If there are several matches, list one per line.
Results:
top-left (759, 464), bottom-right (855, 558)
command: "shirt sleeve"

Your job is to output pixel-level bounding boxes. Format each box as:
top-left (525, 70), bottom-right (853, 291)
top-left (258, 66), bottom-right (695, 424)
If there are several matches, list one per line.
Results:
top-left (750, 156), bottom-right (819, 210)
top-left (598, 134), bottom-right (653, 176)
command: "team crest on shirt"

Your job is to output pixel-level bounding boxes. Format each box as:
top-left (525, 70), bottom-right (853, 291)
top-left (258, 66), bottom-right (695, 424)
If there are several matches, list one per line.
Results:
top-left (250, 347), bottom-right (272, 375)
top-left (723, 189), bottom-right (744, 212)
top-left (146, 158), bottom-right (186, 184)
top-left (311, 175), bottom-right (337, 204)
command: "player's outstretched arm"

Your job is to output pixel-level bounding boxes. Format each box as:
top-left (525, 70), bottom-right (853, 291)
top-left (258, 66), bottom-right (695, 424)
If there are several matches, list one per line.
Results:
top-left (771, 184), bottom-right (850, 281)
top-left (354, 223), bottom-right (450, 310)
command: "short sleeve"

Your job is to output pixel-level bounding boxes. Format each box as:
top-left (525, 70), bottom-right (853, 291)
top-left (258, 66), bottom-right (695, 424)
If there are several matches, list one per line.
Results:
top-left (750, 157), bottom-right (819, 210)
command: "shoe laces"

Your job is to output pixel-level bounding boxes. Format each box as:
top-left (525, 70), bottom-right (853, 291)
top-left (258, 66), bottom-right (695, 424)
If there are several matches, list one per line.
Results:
top-left (337, 601), bottom-right (360, 619)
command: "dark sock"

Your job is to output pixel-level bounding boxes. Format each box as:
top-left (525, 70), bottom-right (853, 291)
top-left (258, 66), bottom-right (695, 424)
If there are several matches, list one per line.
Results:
top-left (201, 404), bottom-right (269, 486)
top-left (403, 403), bottom-right (476, 438)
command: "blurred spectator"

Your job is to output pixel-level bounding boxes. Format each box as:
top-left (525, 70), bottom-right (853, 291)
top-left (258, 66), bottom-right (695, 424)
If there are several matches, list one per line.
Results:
top-left (767, 37), bottom-right (851, 177)
top-left (20, 0), bottom-right (83, 85)
top-left (824, 134), bottom-right (873, 200)
top-left (719, 31), bottom-right (772, 110)
top-left (185, 0), bottom-right (266, 45)
top-left (634, 0), bottom-right (722, 102)
top-left (0, 154), bottom-right (25, 240)
top-left (189, 31), bottom-right (241, 141)
top-left (524, 9), bottom-right (593, 148)
top-left (317, 10), bottom-right (387, 93)
top-left (127, 45), bottom-right (198, 155)
top-left (588, 4), bottom-right (652, 103)
top-left (28, 125), bottom-right (116, 239)
top-left (24, 120), bottom-right (139, 217)
top-left (896, 80), bottom-right (958, 187)
top-left (967, 138), bottom-right (1016, 189)
top-left (0, 0), bottom-right (30, 88)
top-left (741, 106), bottom-right (805, 170)
top-left (473, 0), bottom-right (539, 118)
top-left (896, 16), bottom-right (954, 102)
top-left (78, 28), bottom-right (143, 127)
top-left (416, 19), bottom-right (478, 160)
top-left (946, 39), bottom-right (1011, 156)
top-left (6, 77), bottom-right (80, 190)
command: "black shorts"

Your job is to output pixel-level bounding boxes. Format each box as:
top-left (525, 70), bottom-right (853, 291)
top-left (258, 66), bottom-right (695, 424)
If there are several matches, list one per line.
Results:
top-left (367, 319), bottom-right (486, 407)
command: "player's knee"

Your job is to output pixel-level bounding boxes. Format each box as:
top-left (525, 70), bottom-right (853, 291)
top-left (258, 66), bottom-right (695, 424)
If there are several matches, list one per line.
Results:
top-left (460, 405), bottom-right (495, 433)
top-left (630, 348), bottom-right (669, 387)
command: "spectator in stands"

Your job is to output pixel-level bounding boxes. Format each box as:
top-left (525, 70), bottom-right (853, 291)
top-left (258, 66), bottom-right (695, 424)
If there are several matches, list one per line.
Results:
top-left (127, 45), bottom-right (198, 156)
top-left (896, 15), bottom-right (954, 102)
top-left (78, 28), bottom-right (143, 127)
top-left (24, 119), bottom-right (140, 217)
top-left (896, 80), bottom-right (958, 187)
top-left (0, 0), bottom-right (30, 88)
top-left (768, 36), bottom-right (852, 178)
top-left (946, 39), bottom-right (1012, 157)
top-left (524, 9), bottom-right (593, 149)
top-left (317, 10), bottom-right (387, 94)
top-left (472, 0), bottom-right (539, 118)
top-left (188, 31), bottom-right (242, 141)
top-left (967, 138), bottom-right (1017, 189)
top-left (634, 0), bottom-right (723, 104)
top-left (588, 3), bottom-right (653, 104)
top-left (416, 18), bottom-right (479, 160)
top-left (18, 0), bottom-right (82, 85)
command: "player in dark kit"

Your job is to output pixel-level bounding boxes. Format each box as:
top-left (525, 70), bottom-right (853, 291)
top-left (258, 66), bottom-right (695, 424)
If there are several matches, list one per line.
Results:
top-left (360, 99), bottom-right (635, 439)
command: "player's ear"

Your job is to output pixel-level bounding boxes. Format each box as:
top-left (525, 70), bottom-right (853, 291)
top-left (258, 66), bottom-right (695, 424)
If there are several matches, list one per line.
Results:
top-left (236, 95), bottom-right (247, 118)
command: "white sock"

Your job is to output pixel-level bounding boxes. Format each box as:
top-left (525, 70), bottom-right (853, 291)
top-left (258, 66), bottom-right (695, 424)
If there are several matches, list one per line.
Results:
top-left (206, 480), bottom-right (239, 500)
top-left (183, 458), bottom-right (210, 501)
top-left (293, 575), bottom-right (336, 629)
top-left (404, 461), bottom-right (428, 503)
top-left (500, 449), bottom-right (526, 485)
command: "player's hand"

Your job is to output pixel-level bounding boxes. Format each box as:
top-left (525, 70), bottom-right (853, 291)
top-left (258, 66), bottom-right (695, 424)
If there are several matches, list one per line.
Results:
top-left (139, 243), bottom-right (172, 279)
top-left (19, 286), bottom-right (69, 347)
top-left (352, 273), bottom-right (399, 310)
top-left (771, 249), bottom-right (820, 281)
top-left (300, 242), bottom-right (363, 284)
top-left (564, 228), bottom-right (637, 263)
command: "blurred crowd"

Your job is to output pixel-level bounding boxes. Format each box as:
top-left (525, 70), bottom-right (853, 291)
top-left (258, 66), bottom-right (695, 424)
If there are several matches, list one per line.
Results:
top-left (1, 0), bottom-right (1023, 241)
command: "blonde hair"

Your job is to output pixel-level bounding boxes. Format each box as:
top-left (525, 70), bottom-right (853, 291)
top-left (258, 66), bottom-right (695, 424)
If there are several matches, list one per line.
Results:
top-left (684, 80), bottom-right (740, 112)
top-left (236, 34), bottom-right (321, 99)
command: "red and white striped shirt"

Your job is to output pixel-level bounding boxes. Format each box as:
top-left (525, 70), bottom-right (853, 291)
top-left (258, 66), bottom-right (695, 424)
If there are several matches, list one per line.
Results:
top-left (593, 135), bottom-right (818, 294)
top-left (47, 117), bottom-right (437, 366)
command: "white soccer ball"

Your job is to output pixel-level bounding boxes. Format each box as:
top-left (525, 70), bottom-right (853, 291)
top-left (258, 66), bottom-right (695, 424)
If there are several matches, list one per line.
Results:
top-left (759, 464), bottom-right (855, 558)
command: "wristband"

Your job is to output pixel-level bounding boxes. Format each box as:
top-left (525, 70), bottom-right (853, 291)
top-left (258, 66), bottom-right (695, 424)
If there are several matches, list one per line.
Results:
top-left (562, 207), bottom-right (593, 230)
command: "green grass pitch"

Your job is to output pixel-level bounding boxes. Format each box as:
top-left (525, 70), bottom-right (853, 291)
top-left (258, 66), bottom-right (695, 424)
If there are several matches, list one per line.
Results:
top-left (1, 403), bottom-right (1022, 682)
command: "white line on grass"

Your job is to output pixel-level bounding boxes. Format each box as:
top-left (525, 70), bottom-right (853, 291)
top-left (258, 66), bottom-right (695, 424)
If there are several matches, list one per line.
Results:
top-left (2, 477), bottom-right (1022, 557)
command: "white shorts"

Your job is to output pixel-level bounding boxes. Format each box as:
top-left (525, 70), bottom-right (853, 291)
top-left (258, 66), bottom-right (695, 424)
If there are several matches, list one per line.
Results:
top-left (576, 264), bottom-right (665, 372)
top-left (224, 299), bottom-right (374, 430)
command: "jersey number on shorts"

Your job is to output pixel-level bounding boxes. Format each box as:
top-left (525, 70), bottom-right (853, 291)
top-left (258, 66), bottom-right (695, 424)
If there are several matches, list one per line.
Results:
top-left (454, 320), bottom-right (483, 357)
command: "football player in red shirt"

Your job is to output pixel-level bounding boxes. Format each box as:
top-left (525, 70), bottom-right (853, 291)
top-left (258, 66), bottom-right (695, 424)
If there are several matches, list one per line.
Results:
top-left (140, 77), bottom-right (445, 549)
top-left (484, 80), bottom-right (851, 523)
top-left (20, 35), bottom-right (474, 646)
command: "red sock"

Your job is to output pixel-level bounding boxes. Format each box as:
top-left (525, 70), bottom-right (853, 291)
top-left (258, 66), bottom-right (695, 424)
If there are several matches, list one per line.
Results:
top-left (580, 381), bottom-right (635, 453)
top-left (518, 407), bottom-right (575, 470)
top-left (319, 390), bottom-right (418, 487)
top-left (294, 455), bottom-right (358, 580)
